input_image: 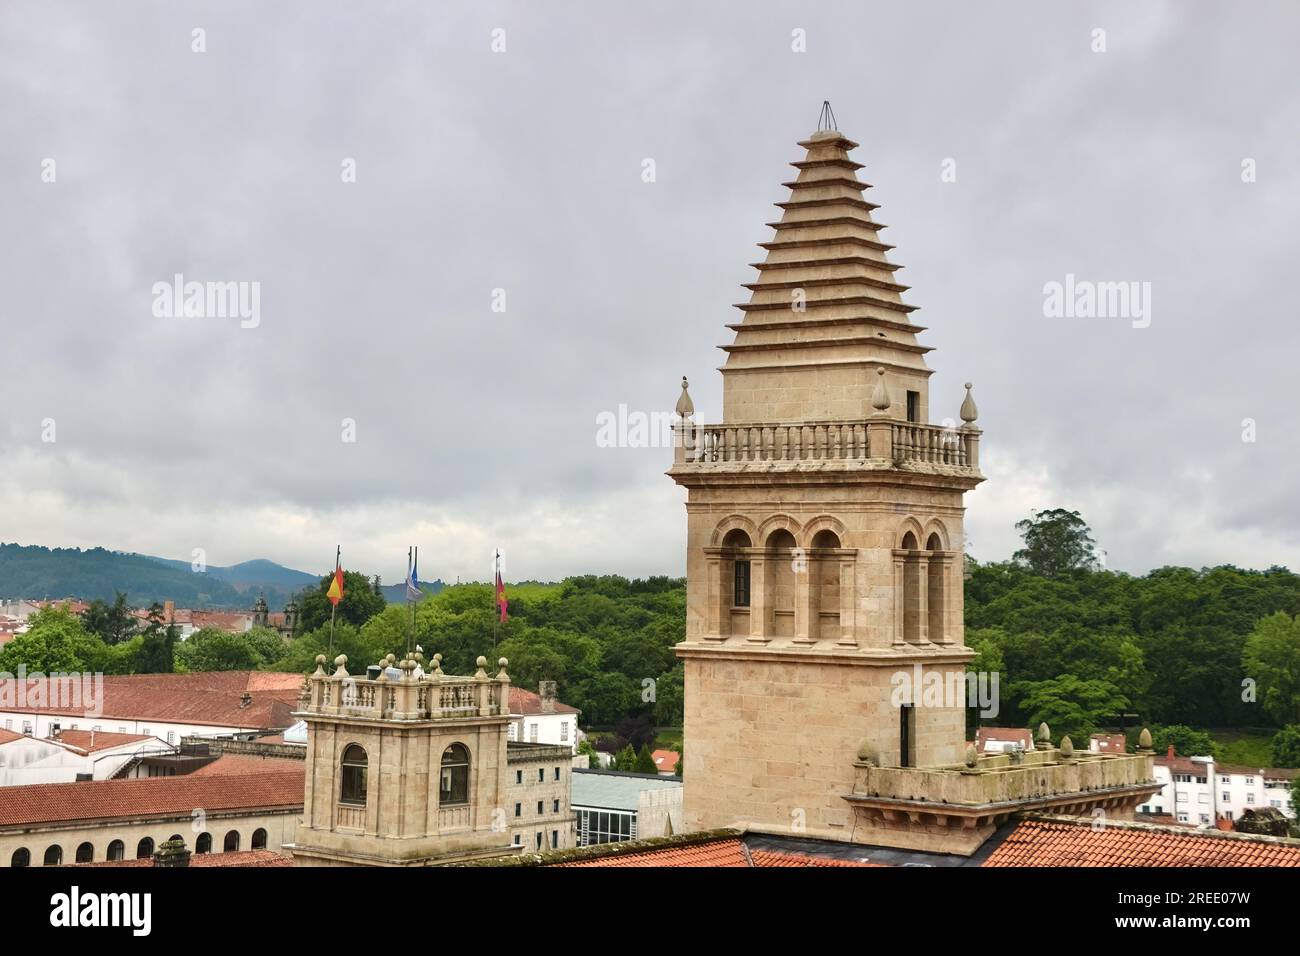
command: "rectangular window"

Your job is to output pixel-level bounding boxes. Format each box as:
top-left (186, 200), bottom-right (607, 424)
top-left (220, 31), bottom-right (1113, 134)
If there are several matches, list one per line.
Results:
top-left (512, 834), bottom-right (521, 846)
top-left (899, 704), bottom-right (914, 768)
top-left (514, 803), bottom-right (521, 818)
top-left (537, 801), bottom-right (544, 815)
top-left (535, 832), bottom-right (542, 849)
top-left (1199, 814), bottom-right (1210, 824)
top-left (530, 723), bottom-right (539, 743)
top-left (560, 722), bottom-right (568, 742)
top-left (554, 767), bottom-right (561, 781)
top-left (1245, 777), bottom-right (1255, 785)
top-left (1220, 776), bottom-right (1231, 784)
top-left (553, 799), bottom-right (560, 813)
top-left (906, 390), bottom-right (920, 423)
top-left (1222, 792), bottom-right (1231, 802)
top-left (538, 768), bottom-right (544, 782)
top-left (166, 731), bottom-right (175, 744)
top-left (1247, 794), bottom-right (1255, 804)
top-left (22, 721), bottom-right (32, 736)
top-left (516, 770), bottom-right (522, 784)
top-left (551, 830), bottom-right (558, 849)
top-left (734, 560), bottom-right (751, 607)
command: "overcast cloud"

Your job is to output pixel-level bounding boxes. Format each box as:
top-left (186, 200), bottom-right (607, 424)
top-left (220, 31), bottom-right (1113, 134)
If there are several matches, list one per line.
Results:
top-left (1, 0), bottom-right (1297, 585)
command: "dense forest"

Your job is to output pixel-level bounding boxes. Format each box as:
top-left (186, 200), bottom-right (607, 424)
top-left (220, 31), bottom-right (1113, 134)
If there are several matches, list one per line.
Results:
top-left (6, 510), bottom-right (1300, 774)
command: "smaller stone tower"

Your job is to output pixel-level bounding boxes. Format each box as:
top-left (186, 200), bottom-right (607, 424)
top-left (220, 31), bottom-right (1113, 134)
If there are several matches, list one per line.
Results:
top-left (289, 651), bottom-right (519, 866)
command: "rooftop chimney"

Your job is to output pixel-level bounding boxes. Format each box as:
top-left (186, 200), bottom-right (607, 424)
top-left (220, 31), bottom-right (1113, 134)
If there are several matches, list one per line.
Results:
top-left (539, 681), bottom-right (557, 715)
top-left (164, 600), bottom-right (175, 622)
top-left (240, 692), bottom-right (253, 708)
top-left (1167, 744), bottom-right (1176, 760)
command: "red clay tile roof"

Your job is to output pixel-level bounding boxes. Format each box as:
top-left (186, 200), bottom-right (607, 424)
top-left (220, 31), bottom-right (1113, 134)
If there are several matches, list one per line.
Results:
top-left (51, 730), bottom-right (157, 754)
top-left (651, 749), bottom-right (680, 773)
top-left (77, 850), bottom-right (292, 868)
top-left (0, 728), bottom-right (26, 746)
top-left (0, 767), bottom-right (304, 828)
top-left (1, 671), bottom-right (302, 729)
top-left (189, 754), bottom-right (302, 776)
top-left (558, 838), bottom-right (749, 867)
top-left (556, 838), bottom-right (876, 867)
top-left (508, 686), bottom-right (580, 716)
top-left (983, 816), bottom-right (1300, 867)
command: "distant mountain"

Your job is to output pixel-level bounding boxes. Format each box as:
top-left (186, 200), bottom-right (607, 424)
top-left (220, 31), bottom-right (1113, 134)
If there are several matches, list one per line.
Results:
top-left (0, 543), bottom-right (321, 610)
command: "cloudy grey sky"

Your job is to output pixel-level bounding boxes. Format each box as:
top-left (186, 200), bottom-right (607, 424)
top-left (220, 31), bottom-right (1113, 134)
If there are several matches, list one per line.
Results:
top-left (2, 0), bottom-right (1298, 585)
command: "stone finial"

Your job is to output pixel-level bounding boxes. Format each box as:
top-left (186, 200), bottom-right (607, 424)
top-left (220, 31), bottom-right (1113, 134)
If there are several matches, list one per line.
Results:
top-left (855, 739), bottom-right (877, 765)
top-left (332, 654), bottom-right (349, 678)
top-left (475, 655), bottom-right (488, 679)
top-left (496, 657), bottom-right (510, 680)
top-left (964, 744), bottom-right (978, 768)
top-left (400, 658), bottom-right (415, 681)
top-left (870, 367), bottom-right (891, 414)
top-left (385, 653), bottom-right (396, 665)
top-left (430, 653), bottom-right (444, 677)
top-left (1059, 736), bottom-right (1074, 759)
top-left (1138, 727), bottom-right (1153, 751)
top-left (312, 654), bottom-right (328, 677)
top-left (675, 376), bottom-right (694, 418)
top-left (1036, 722), bottom-right (1051, 748)
top-left (960, 382), bottom-right (978, 424)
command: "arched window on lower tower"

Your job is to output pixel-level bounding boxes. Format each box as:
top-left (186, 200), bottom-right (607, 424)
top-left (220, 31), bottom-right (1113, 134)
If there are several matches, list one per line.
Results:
top-left (721, 529), bottom-right (752, 638)
top-left (765, 528), bottom-right (797, 639)
top-left (926, 532), bottom-right (946, 644)
top-left (901, 531), bottom-right (921, 643)
top-left (810, 529), bottom-right (841, 641)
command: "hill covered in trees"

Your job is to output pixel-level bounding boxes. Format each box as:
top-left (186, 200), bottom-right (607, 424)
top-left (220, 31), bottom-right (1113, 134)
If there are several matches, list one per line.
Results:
top-left (0, 543), bottom-right (316, 608)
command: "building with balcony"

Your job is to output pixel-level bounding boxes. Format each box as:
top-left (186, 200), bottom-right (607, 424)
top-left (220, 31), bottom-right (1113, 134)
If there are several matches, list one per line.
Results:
top-left (665, 112), bottom-right (1159, 855)
top-left (288, 651), bottom-right (575, 866)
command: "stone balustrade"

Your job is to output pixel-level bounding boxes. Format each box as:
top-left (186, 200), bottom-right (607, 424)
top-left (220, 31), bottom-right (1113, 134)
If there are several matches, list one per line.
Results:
top-left (673, 418), bottom-right (979, 471)
top-left (300, 652), bottom-right (510, 722)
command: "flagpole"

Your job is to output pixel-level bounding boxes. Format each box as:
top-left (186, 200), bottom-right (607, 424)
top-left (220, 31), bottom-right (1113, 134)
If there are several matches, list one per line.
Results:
top-left (406, 546), bottom-right (414, 658)
top-left (327, 544), bottom-right (340, 656)
top-left (493, 549), bottom-right (499, 650)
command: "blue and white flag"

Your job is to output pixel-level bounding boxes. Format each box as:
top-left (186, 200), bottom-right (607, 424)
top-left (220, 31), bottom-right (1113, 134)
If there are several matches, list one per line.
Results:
top-left (406, 553), bottom-right (421, 600)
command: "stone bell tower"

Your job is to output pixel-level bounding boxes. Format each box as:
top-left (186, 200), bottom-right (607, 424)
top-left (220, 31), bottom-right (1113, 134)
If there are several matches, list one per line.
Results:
top-left (668, 111), bottom-right (986, 842)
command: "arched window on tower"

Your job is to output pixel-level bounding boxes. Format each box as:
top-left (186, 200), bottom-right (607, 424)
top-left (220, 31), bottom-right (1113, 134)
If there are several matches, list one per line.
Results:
top-left (926, 532), bottom-right (946, 644)
top-left (721, 529), bottom-right (752, 637)
top-left (339, 744), bottom-right (368, 806)
top-left (440, 744), bottom-right (470, 806)
top-left (901, 531), bottom-right (921, 643)
top-left (810, 529), bottom-right (842, 641)
top-left (765, 528), bottom-right (797, 639)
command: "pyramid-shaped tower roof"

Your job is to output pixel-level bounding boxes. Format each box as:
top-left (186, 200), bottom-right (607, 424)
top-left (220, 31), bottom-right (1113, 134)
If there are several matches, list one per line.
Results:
top-left (721, 121), bottom-right (932, 424)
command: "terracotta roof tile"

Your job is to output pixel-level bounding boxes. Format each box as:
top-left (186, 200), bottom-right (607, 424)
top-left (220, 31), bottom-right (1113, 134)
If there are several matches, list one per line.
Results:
top-left (189, 754), bottom-right (302, 775)
top-left (51, 730), bottom-right (157, 754)
top-left (558, 838), bottom-right (749, 867)
top-left (983, 817), bottom-right (1300, 867)
top-left (508, 686), bottom-right (580, 716)
top-left (1, 671), bottom-right (302, 729)
top-left (0, 768), bottom-right (304, 827)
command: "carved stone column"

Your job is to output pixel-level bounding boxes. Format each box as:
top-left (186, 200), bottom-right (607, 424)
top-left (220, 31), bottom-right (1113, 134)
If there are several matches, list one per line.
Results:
top-left (748, 553), bottom-right (769, 644)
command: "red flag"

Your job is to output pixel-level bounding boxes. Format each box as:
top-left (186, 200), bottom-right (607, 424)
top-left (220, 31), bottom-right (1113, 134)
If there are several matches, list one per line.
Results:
top-left (327, 565), bottom-right (344, 607)
top-left (495, 554), bottom-right (508, 623)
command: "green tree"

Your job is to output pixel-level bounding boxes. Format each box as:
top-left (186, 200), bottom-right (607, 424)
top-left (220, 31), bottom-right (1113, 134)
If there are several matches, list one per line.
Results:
top-left (175, 626), bottom-right (283, 672)
top-left (1013, 509), bottom-right (1100, 578)
top-left (80, 592), bottom-right (136, 645)
top-left (0, 607), bottom-right (97, 673)
top-left (577, 738), bottom-right (601, 770)
top-left (653, 666), bottom-right (684, 727)
top-left (1243, 612), bottom-right (1300, 725)
top-left (1151, 724), bottom-right (1218, 758)
top-left (133, 602), bottom-right (177, 673)
top-left (1270, 725), bottom-right (1300, 768)
top-left (612, 744), bottom-right (637, 772)
top-left (296, 569), bottom-right (387, 633)
top-left (1012, 675), bottom-right (1127, 742)
top-left (271, 623), bottom-right (390, 676)
top-left (633, 744), bottom-right (657, 774)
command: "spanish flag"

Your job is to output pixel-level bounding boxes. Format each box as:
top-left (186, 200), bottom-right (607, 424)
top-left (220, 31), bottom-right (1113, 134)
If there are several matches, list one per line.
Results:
top-left (327, 563), bottom-right (345, 607)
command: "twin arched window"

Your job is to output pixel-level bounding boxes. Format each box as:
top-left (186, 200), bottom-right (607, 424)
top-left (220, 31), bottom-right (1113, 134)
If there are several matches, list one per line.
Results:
top-left (340, 744), bottom-right (368, 805)
top-left (440, 744), bottom-right (470, 806)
